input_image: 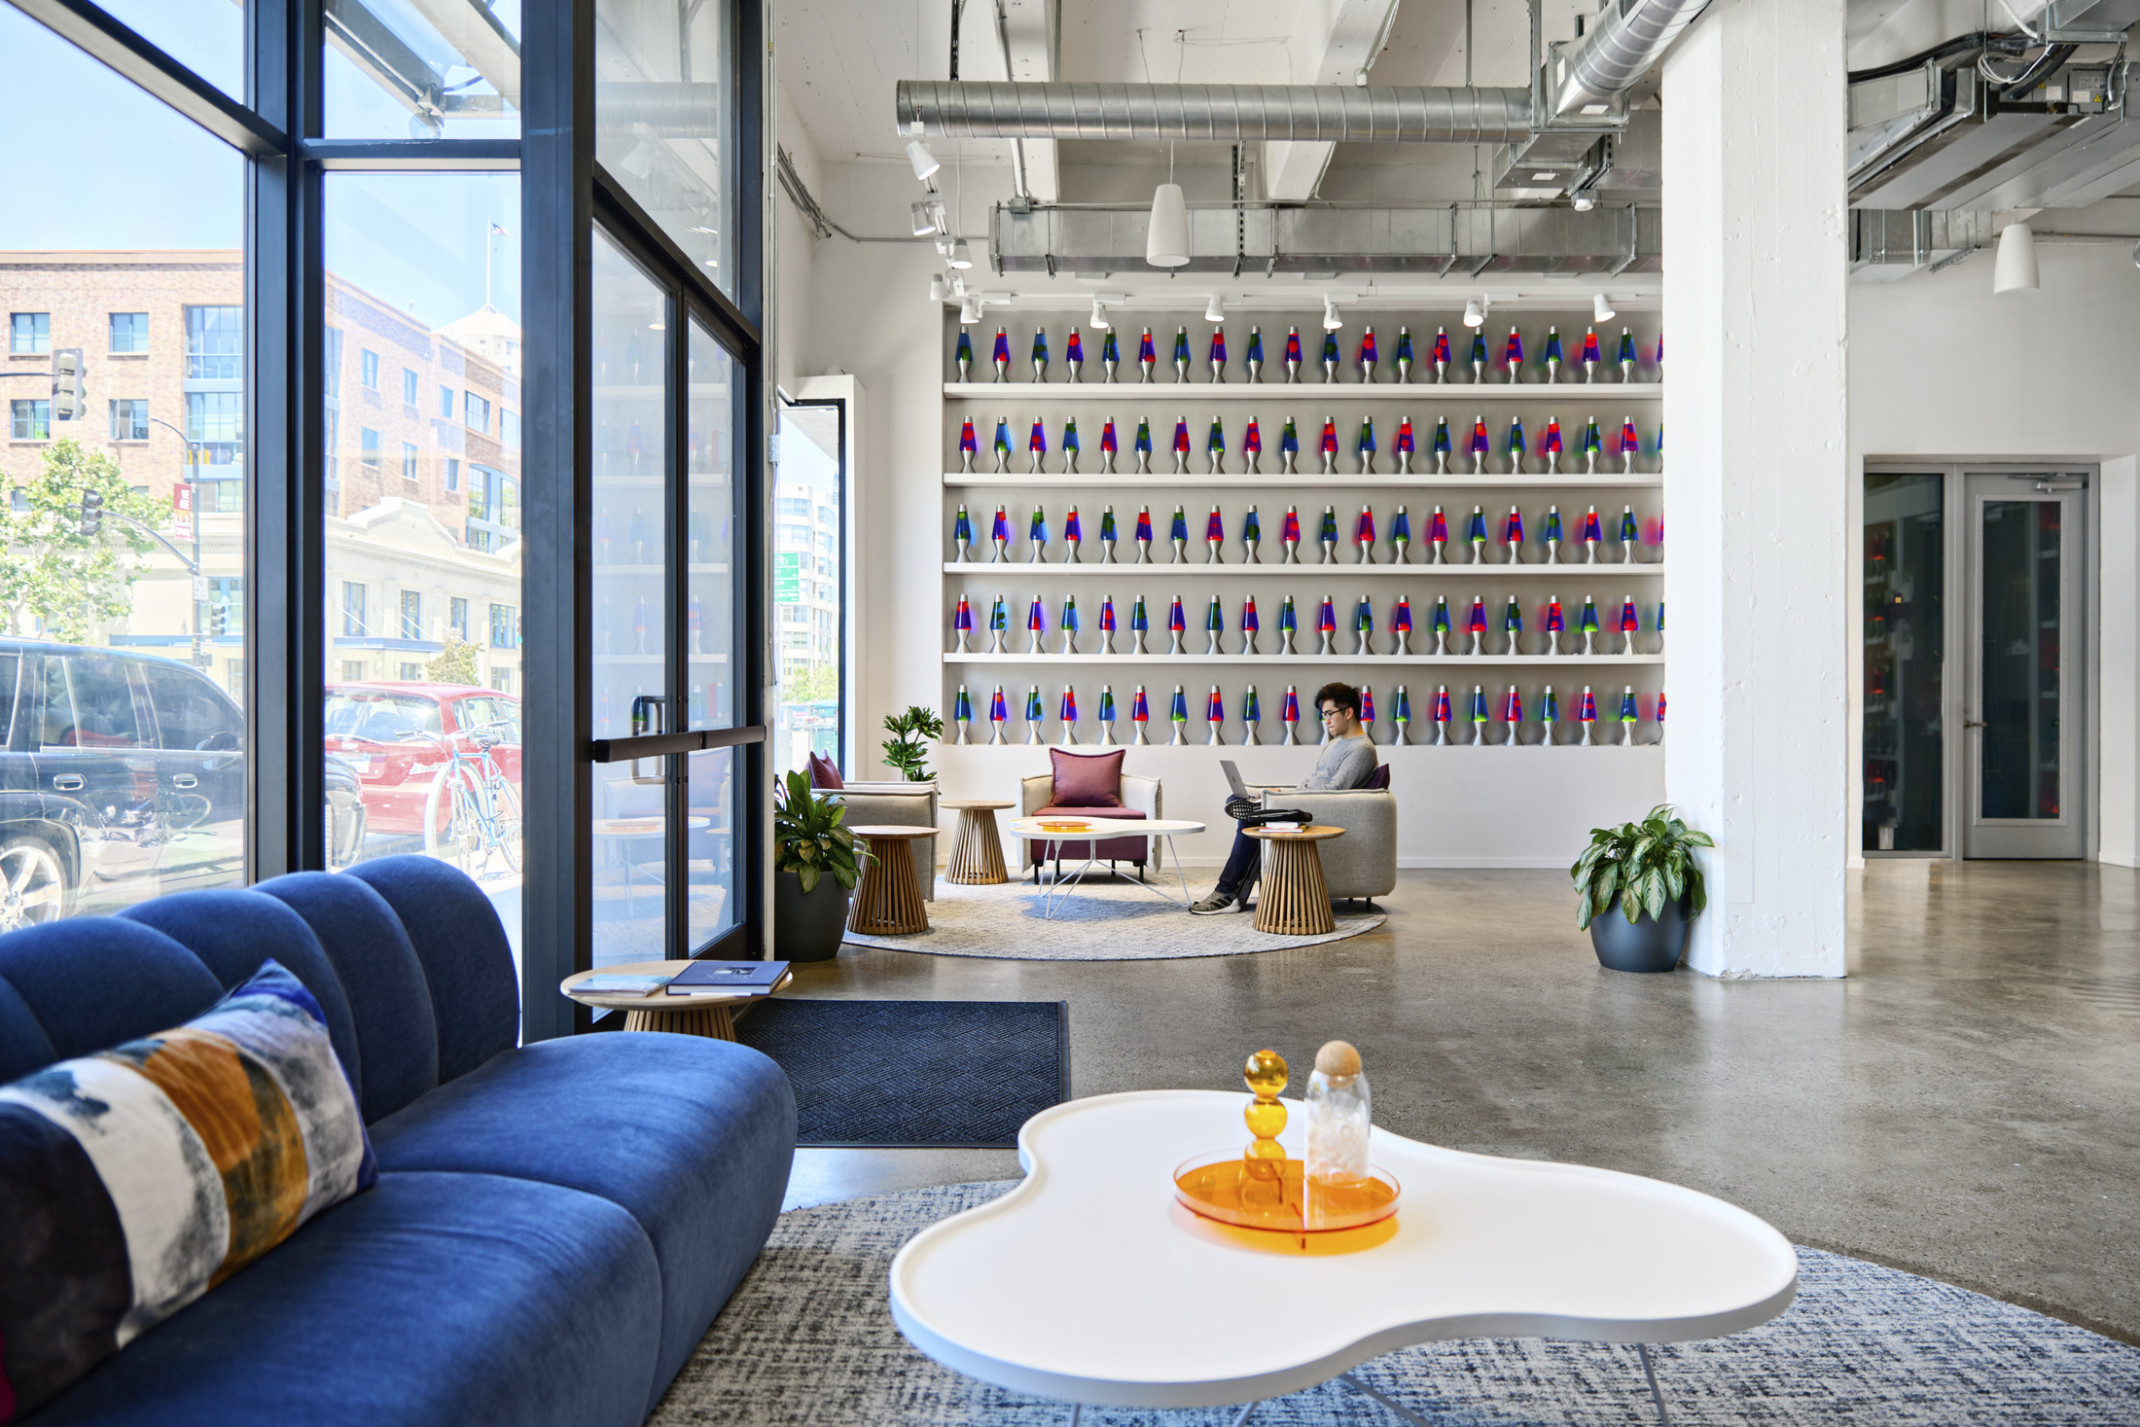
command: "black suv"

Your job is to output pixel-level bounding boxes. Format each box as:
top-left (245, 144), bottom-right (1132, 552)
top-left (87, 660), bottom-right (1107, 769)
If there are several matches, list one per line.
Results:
top-left (0, 640), bottom-right (368, 931)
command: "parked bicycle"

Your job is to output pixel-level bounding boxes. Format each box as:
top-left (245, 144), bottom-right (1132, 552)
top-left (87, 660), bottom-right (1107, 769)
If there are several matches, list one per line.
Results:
top-left (417, 725), bottom-right (523, 875)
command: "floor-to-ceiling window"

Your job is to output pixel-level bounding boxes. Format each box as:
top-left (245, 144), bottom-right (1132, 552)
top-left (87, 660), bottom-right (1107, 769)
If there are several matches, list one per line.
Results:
top-left (0, 5), bottom-right (250, 928)
top-left (774, 400), bottom-right (843, 774)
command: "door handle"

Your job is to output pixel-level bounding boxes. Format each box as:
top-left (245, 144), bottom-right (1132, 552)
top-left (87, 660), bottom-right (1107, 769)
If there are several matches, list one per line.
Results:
top-left (51, 775), bottom-right (84, 791)
top-left (629, 696), bottom-right (667, 786)
top-left (170, 775), bottom-right (198, 789)
top-left (1963, 720), bottom-right (1986, 729)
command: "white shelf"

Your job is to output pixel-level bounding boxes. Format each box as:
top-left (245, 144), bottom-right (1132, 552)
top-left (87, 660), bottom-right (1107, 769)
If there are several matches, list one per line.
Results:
top-left (942, 652), bottom-right (1662, 665)
top-left (942, 561), bottom-right (1663, 577)
top-left (945, 381), bottom-right (1663, 401)
top-left (942, 471), bottom-right (1662, 489)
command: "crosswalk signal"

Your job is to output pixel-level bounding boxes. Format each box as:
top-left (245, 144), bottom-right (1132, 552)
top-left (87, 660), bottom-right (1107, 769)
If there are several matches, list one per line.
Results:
top-left (51, 349), bottom-right (87, 422)
top-left (78, 489), bottom-right (103, 538)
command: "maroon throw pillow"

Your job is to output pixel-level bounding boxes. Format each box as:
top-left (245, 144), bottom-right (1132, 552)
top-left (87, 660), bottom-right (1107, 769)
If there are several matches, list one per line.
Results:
top-left (807, 752), bottom-right (844, 790)
top-left (1050, 748), bottom-right (1124, 808)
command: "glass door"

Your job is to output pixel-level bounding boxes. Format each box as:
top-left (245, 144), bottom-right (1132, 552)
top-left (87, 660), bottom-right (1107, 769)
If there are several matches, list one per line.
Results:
top-left (1963, 473), bottom-right (2086, 858)
top-left (1863, 473), bottom-right (1946, 853)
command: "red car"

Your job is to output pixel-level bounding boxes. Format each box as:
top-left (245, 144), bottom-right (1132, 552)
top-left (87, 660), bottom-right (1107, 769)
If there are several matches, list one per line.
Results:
top-left (324, 683), bottom-right (522, 836)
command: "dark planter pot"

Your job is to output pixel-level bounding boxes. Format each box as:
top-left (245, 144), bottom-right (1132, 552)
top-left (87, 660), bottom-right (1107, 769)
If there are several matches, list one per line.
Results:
top-left (775, 870), bottom-right (853, 962)
top-left (1589, 897), bottom-right (1692, 973)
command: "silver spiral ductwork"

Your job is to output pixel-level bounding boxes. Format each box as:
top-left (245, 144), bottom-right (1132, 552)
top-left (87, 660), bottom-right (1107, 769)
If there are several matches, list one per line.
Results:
top-left (1554, 0), bottom-right (1712, 117)
top-left (895, 81), bottom-right (1537, 145)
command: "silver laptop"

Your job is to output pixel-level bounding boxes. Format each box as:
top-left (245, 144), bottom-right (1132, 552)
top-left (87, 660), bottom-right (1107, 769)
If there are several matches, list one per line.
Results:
top-left (1219, 759), bottom-right (1251, 801)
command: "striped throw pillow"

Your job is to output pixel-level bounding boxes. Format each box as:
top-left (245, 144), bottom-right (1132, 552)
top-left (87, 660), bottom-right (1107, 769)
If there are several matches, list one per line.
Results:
top-left (0, 959), bottom-right (376, 1421)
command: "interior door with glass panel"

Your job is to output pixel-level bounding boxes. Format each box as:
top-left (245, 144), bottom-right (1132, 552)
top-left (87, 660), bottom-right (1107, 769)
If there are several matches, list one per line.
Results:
top-left (1963, 473), bottom-right (2086, 858)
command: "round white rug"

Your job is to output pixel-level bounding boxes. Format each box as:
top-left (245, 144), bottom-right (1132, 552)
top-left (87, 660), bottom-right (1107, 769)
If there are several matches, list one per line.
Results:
top-left (651, 1180), bottom-right (2140, 1426)
top-left (843, 874), bottom-right (1386, 960)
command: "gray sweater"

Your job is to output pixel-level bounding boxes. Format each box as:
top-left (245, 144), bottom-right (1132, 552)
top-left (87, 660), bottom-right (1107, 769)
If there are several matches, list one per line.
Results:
top-left (1299, 733), bottom-right (1378, 791)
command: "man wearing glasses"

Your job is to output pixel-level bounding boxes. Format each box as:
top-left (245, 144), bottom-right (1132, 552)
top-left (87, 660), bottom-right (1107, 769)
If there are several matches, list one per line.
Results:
top-left (1190, 681), bottom-right (1379, 914)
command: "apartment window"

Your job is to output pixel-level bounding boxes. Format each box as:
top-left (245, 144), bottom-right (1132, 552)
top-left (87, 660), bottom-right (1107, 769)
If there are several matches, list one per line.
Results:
top-left (401, 441), bottom-right (419, 481)
top-left (11, 400), bottom-right (50, 440)
top-left (491, 668), bottom-right (512, 694)
top-left (109, 399), bottom-right (149, 441)
top-left (500, 409), bottom-right (520, 449)
top-left (108, 313), bottom-right (148, 353)
top-left (399, 589), bottom-right (422, 639)
top-left (225, 660), bottom-right (244, 698)
top-left (444, 457), bottom-right (460, 492)
top-left (465, 392), bottom-right (490, 432)
top-left (489, 602), bottom-right (516, 648)
top-left (439, 385), bottom-right (454, 419)
top-left (776, 497), bottom-right (809, 517)
top-left (342, 581), bottom-right (367, 636)
top-left (449, 596), bottom-right (470, 639)
top-left (9, 313), bottom-right (49, 354)
top-left (341, 660), bottom-right (366, 682)
top-left (399, 662), bottom-right (424, 681)
top-left (360, 349), bottom-right (379, 389)
top-left (360, 427), bottom-right (381, 467)
top-left (324, 328), bottom-right (344, 398)
top-left (185, 306), bottom-right (241, 378)
top-left (9, 489), bottom-right (25, 513)
top-left (397, 369), bottom-right (416, 406)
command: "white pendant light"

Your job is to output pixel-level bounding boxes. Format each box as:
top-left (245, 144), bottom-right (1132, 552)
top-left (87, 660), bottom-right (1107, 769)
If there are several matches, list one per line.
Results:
top-left (1090, 297), bottom-right (1111, 329)
top-left (1993, 222), bottom-right (2039, 294)
top-left (1462, 296), bottom-right (1486, 328)
top-left (1321, 295), bottom-right (1343, 331)
top-left (1146, 183), bottom-right (1191, 267)
top-left (1204, 294), bottom-right (1225, 323)
top-left (1592, 292), bottom-right (1616, 323)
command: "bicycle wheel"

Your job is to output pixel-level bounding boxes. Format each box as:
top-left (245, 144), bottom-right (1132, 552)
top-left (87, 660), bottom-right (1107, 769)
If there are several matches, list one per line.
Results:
top-left (489, 776), bottom-right (523, 873)
top-left (423, 763), bottom-right (483, 869)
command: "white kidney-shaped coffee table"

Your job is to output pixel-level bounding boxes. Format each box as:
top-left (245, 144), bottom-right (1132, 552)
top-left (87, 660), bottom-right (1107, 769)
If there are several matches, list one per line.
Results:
top-left (1007, 817), bottom-right (1207, 919)
top-left (890, 1090), bottom-right (1797, 1426)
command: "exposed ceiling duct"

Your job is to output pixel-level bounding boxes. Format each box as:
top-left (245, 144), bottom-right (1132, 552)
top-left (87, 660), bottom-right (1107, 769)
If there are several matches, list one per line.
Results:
top-left (988, 202), bottom-right (1659, 277)
top-left (1552, 0), bottom-right (1713, 118)
top-left (894, 82), bottom-right (1536, 145)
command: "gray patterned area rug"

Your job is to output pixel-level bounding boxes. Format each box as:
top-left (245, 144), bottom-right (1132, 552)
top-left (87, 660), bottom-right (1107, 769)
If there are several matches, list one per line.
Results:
top-left (651, 1181), bottom-right (2140, 1427)
top-left (844, 876), bottom-right (1386, 961)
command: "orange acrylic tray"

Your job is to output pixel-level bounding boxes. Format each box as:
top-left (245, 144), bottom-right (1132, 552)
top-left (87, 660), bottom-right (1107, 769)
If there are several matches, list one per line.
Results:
top-left (1035, 820), bottom-right (1095, 833)
top-left (1173, 1151), bottom-right (1402, 1234)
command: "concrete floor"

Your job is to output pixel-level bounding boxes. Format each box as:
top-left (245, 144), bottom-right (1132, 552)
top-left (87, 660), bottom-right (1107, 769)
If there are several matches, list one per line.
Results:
top-left (775, 860), bottom-right (2140, 1345)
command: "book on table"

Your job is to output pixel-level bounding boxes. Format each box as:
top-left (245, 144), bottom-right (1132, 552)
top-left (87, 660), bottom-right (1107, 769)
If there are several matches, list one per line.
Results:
top-left (576, 972), bottom-right (676, 995)
top-left (665, 960), bottom-right (790, 996)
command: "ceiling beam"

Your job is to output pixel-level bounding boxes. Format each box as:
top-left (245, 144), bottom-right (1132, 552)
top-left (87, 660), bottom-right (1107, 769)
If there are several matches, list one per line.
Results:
top-left (996, 0), bottom-right (1057, 201)
top-left (400, 0), bottom-right (522, 109)
top-left (1266, 0), bottom-right (1403, 201)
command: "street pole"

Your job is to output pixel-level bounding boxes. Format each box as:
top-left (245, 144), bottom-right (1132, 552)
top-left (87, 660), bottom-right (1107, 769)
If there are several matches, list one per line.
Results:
top-left (151, 416), bottom-right (209, 668)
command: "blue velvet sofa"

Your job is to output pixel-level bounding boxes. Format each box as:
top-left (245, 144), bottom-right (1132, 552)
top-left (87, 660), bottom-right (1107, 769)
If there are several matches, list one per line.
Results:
top-left (0, 856), bottom-right (797, 1427)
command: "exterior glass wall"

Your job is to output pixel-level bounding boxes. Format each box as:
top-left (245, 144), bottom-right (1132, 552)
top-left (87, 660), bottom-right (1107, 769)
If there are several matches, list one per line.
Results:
top-left (774, 402), bottom-right (841, 773)
top-left (0, 7), bottom-right (251, 927)
top-left (323, 174), bottom-right (524, 961)
top-left (324, 0), bottom-right (521, 139)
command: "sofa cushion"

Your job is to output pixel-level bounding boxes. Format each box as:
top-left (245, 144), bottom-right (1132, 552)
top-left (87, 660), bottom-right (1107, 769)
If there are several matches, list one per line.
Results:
top-left (23, 1171), bottom-right (663, 1427)
top-left (0, 960), bottom-right (375, 1421)
top-left (0, 920), bottom-right (221, 1085)
top-left (366, 1033), bottom-right (796, 1407)
top-left (1049, 748), bottom-right (1123, 807)
top-left (253, 873), bottom-right (438, 1123)
top-left (807, 752), bottom-right (843, 789)
top-left (345, 857), bottom-right (518, 1084)
top-left (118, 890), bottom-right (363, 1107)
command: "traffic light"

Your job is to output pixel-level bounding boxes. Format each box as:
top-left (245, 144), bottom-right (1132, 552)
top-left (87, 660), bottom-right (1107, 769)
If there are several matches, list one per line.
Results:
top-left (50, 349), bottom-right (86, 422)
top-left (78, 489), bottom-right (103, 538)
top-left (210, 600), bottom-right (228, 637)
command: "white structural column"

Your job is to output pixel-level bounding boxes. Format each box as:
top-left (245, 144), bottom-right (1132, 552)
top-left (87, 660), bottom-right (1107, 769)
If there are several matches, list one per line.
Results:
top-left (1265, 0), bottom-right (1402, 200)
top-left (1661, 0), bottom-right (1849, 977)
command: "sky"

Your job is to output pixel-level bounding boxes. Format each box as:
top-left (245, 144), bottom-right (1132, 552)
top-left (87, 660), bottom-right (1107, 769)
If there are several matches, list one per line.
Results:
top-left (0, 5), bottom-right (522, 331)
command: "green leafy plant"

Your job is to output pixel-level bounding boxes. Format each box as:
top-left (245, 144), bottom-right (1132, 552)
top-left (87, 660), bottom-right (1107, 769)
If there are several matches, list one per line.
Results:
top-left (774, 770), bottom-right (868, 894)
top-left (880, 704), bottom-right (944, 782)
top-left (425, 633), bottom-right (482, 685)
top-left (1571, 803), bottom-right (1714, 931)
top-left (0, 440), bottom-right (170, 643)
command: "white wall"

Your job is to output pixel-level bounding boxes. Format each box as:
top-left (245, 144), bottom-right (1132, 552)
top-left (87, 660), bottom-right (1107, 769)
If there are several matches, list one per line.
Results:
top-left (1848, 242), bottom-right (2140, 867)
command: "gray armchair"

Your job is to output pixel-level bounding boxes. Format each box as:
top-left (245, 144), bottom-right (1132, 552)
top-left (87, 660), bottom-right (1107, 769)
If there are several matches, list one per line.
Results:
top-left (1257, 787), bottom-right (1397, 904)
top-left (830, 780), bottom-right (939, 903)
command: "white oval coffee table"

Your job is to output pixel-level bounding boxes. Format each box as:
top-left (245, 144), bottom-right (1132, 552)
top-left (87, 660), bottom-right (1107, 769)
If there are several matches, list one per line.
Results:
top-left (890, 1090), bottom-right (1797, 1422)
top-left (1007, 816), bottom-right (1206, 919)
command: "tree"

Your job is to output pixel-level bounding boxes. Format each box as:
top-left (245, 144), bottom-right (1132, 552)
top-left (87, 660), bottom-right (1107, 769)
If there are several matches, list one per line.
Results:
top-left (426, 633), bottom-right (482, 685)
top-left (784, 663), bottom-right (839, 704)
top-left (0, 440), bottom-right (168, 643)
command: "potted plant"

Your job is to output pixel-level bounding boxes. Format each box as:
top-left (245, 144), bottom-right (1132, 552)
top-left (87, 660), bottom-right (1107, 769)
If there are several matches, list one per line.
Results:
top-left (1571, 803), bottom-right (1714, 973)
top-left (881, 705), bottom-right (944, 781)
top-left (774, 770), bottom-right (869, 962)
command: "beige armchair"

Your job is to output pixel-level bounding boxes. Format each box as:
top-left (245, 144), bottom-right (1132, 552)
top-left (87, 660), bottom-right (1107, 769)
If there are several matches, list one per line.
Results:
top-left (1258, 787), bottom-right (1396, 905)
top-left (830, 780), bottom-right (939, 903)
top-left (1019, 766), bottom-right (1163, 878)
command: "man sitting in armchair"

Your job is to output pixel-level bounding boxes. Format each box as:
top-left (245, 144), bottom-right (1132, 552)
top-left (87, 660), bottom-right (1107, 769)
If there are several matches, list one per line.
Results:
top-left (1190, 681), bottom-right (1379, 914)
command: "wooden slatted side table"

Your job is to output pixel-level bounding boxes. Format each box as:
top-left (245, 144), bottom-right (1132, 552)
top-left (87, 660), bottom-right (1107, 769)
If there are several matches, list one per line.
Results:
top-left (559, 959), bottom-right (793, 1041)
top-left (943, 799), bottom-right (1014, 884)
top-left (1244, 825), bottom-right (1346, 935)
top-left (848, 826), bottom-right (934, 934)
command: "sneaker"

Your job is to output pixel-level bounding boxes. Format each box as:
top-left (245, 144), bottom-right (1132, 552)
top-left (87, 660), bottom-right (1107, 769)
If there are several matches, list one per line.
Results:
top-left (1190, 890), bottom-right (1238, 914)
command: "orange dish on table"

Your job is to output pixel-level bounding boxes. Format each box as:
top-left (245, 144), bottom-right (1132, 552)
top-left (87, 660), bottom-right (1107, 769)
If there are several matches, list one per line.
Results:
top-left (1036, 820), bottom-right (1094, 834)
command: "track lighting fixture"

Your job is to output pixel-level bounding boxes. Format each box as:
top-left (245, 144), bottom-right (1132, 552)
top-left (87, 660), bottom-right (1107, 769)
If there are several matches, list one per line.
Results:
top-left (905, 120), bottom-right (941, 182)
top-left (1090, 297), bottom-right (1111, 329)
top-left (1321, 295), bottom-right (1342, 331)
top-left (1592, 292), bottom-right (1616, 323)
top-left (1462, 296), bottom-right (1486, 328)
top-left (1204, 294), bottom-right (1225, 323)
top-left (910, 200), bottom-right (938, 237)
top-left (959, 294), bottom-right (981, 324)
top-left (928, 273), bottom-right (948, 302)
top-left (1571, 192), bottom-right (1597, 212)
top-left (948, 239), bottom-right (974, 270)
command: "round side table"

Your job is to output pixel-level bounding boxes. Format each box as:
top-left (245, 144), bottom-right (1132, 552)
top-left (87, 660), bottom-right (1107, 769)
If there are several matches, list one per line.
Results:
top-left (943, 799), bottom-right (1014, 884)
top-left (1243, 825), bottom-right (1347, 935)
top-left (847, 826), bottom-right (934, 935)
top-left (559, 959), bottom-right (792, 1041)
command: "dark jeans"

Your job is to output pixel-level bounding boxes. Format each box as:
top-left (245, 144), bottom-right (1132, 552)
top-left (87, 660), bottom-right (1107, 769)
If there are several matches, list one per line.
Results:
top-left (1214, 826), bottom-right (1261, 896)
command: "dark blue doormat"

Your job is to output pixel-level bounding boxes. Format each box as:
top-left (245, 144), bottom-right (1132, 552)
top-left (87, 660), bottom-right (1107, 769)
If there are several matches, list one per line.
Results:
top-left (734, 999), bottom-right (1070, 1148)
